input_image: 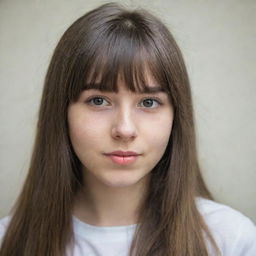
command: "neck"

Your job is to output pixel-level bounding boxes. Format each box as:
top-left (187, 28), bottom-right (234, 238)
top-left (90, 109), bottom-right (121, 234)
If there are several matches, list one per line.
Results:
top-left (73, 172), bottom-right (150, 227)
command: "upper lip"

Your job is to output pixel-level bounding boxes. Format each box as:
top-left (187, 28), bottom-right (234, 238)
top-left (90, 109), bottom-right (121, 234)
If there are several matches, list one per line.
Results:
top-left (104, 151), bottom-right (141, 156)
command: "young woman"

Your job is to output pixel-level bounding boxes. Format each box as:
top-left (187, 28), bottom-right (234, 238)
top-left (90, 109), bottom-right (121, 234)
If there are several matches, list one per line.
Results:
top-left (0, 2), bottom-right (255, 256)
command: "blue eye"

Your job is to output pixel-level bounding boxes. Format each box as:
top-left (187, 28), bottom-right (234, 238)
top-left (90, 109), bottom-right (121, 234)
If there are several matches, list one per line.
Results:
top-left (88, 97), bottom-right (109, 106)
top-left (86, 96), bottom-right (162, 109)
top-left (140, 98), bottom-right (161, 108)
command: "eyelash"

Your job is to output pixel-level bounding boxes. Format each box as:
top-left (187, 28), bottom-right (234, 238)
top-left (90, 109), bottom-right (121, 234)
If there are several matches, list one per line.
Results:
top-left (85, 96), bottom-right (163, 109)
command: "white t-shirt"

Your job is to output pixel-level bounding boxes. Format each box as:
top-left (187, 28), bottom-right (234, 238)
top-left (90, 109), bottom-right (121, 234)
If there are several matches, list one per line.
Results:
top-left (0, 197), bottom-right (256, 255)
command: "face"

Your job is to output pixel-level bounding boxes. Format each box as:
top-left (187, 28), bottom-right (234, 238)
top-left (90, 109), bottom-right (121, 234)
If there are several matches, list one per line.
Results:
top-left (67, 75), bottom-right (174, 189)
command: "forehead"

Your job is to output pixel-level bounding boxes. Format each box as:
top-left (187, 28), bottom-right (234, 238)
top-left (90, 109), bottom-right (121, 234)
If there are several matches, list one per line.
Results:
top-left (68, 46), bottom-right (171, 102)
top-left (84, 68), bottom-right (167, 94)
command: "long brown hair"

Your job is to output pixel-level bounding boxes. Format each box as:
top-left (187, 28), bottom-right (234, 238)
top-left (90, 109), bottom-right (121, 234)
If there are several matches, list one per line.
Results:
top-left (0, 2), bottom-right (221, 255)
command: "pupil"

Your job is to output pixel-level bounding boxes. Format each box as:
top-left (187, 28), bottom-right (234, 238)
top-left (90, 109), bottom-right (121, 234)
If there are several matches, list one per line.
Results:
top-left (93, 98), bottom-right (103, 105)
top-left (144, 99), bottom-right (153, 107)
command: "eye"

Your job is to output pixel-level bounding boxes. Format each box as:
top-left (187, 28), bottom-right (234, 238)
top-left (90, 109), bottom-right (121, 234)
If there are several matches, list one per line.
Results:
top-left (86, 96), bottom-right (110, 107)
top-left (139, 98), bottom-right (162, 108)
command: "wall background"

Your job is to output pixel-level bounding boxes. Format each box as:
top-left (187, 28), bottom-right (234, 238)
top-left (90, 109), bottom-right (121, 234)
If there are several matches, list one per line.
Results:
top-left (0, 0), bottom-right (255, 222)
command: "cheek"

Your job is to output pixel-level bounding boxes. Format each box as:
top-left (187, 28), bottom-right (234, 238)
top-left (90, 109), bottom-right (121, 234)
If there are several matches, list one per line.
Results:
top-left (145, 113), bottom-right (173, 141)
top-left (150, 127), bottom-right (172, 151)
top-left (143, 114), bottom-right (173, 157)
top-left (68, 108), bottom-right (108, 151)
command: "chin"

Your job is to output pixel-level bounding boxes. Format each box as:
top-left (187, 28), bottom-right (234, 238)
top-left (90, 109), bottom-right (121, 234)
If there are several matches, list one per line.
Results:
top-left (100, 172), bottom-right (148, 188)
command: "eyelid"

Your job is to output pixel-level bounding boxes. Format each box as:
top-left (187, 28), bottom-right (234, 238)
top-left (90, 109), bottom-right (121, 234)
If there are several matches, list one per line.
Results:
top-left (140, 96), bottom-right (162, 103)
top-left (138, 97), bottom-right (163, 107)
top-left (85, 95), bottom-right (111, 107)
top-left (85, 95), bottom-right (163, 108)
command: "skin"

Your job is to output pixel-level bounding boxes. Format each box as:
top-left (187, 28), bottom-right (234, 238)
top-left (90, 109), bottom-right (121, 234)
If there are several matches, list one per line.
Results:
top-left (68, 75), bottom-right (174, 226)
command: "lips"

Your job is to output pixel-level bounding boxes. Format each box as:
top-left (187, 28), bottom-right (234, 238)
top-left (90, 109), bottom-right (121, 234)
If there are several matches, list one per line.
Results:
top-left (104, 151), bottom-right (141, 165)
top-left (105, 151), bottom-right (140, 156)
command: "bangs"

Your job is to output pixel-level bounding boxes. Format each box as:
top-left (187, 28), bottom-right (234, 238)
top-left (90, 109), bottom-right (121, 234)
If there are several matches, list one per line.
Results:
top-left (67, 15), bottom-right (172, 102)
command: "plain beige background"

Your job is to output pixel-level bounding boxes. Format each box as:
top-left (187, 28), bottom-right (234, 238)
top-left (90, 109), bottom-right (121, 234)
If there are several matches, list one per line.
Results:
top-left (0, 0), bottom-right (255, 223)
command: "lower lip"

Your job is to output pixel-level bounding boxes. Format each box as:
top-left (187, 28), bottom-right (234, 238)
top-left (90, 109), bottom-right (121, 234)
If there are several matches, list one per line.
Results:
top-left (105, 155), bottom-right (138, 165)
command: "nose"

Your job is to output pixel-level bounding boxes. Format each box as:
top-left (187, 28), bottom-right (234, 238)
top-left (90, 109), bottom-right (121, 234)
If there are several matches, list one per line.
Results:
top-left (111, 107), bottom-right (137, 142)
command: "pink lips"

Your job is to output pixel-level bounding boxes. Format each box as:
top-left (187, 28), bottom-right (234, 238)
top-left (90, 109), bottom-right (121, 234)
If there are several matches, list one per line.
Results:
top-left (104, 151), bottom-right (141, 165)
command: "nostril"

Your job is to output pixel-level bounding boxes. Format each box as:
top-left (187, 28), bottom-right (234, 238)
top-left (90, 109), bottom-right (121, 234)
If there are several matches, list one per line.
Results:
top-left (111, 126), bottom-right (137, 140)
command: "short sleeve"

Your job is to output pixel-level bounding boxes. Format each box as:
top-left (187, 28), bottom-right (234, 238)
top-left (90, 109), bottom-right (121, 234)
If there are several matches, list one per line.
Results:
top-left (0, 216), bottom-right (11, 246)
top-left (196, 197), bottom-right (256, 256)
top-left (229, 215), bottom-right (256, 255)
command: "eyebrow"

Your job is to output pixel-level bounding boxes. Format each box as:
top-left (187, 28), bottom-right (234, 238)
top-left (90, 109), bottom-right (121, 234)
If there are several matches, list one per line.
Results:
top-left (140, 86), bottom-right (166, 94)
top-left (83, 83), bottom-right (167, 94)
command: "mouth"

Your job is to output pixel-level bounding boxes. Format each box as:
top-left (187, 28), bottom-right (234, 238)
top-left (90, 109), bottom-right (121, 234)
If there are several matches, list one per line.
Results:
top-left (103, 151), bottom-right (142, 165)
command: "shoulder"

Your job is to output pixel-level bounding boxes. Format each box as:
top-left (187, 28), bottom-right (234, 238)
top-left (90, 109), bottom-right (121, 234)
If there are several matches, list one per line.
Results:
top-left (196, 197), bottom-right (256, 255)
top-left (0, 216), bottom-right (11, 243)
